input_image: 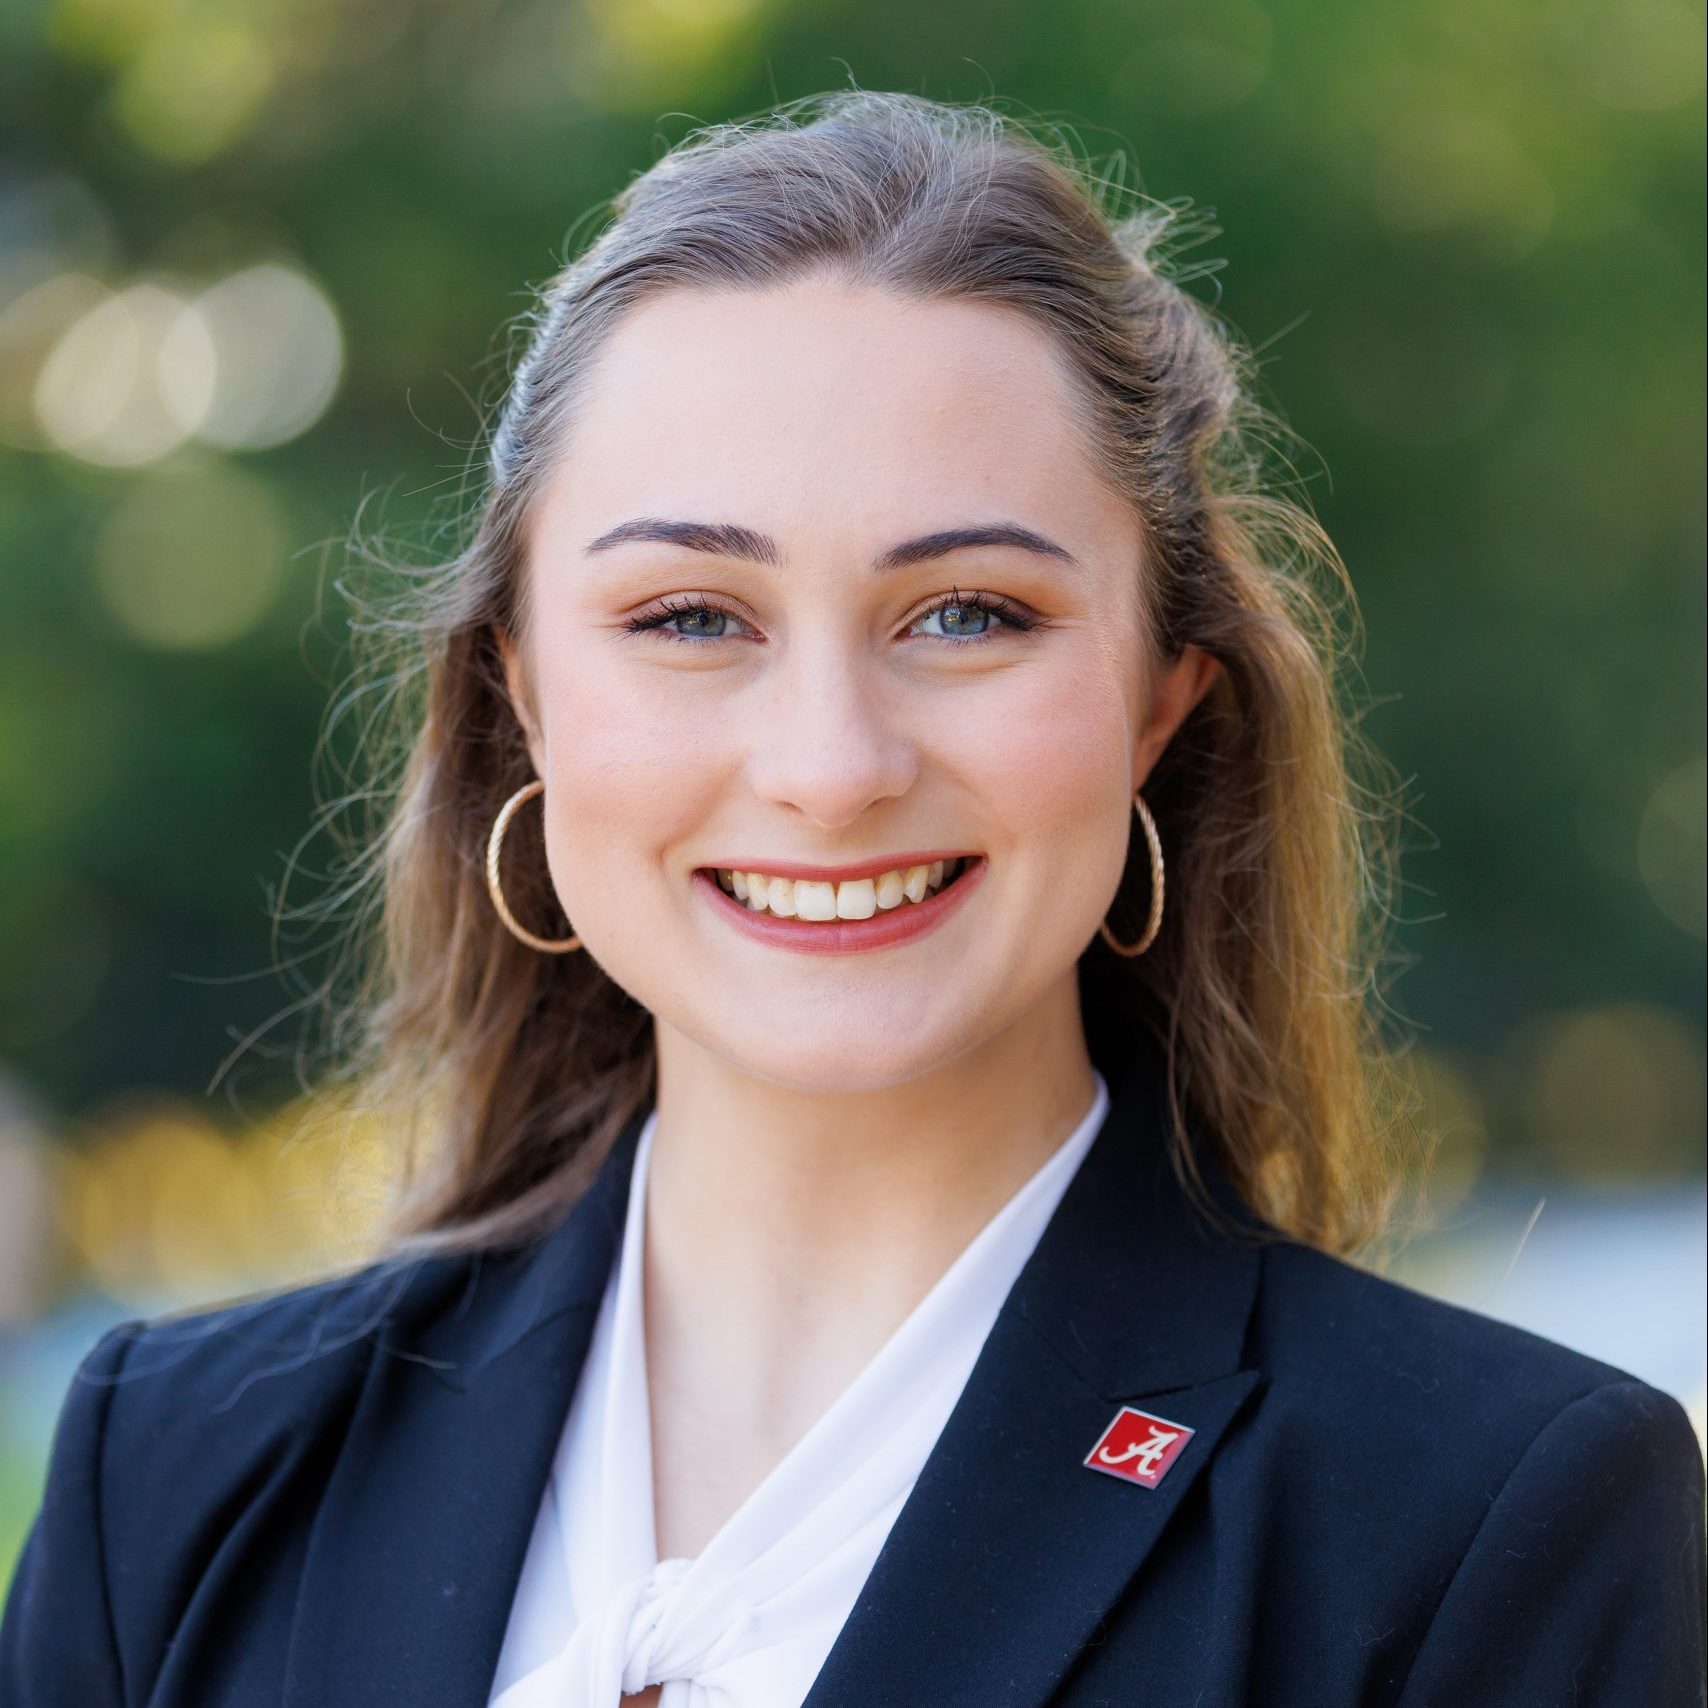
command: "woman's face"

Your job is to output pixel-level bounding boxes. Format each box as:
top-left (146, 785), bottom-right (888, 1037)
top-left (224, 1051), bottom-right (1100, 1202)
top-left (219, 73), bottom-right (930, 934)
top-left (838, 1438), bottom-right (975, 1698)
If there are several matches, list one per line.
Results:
top-left (499, 277), bottom-right (1218, 1092)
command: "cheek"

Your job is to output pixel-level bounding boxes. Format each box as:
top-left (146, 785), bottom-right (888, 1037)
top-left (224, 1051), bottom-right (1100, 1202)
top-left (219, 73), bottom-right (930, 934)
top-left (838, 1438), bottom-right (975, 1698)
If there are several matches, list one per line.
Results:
top-left (960, 653), bottom-right (1135, 888)
top-left (531, 649), bottom-right (729, 872)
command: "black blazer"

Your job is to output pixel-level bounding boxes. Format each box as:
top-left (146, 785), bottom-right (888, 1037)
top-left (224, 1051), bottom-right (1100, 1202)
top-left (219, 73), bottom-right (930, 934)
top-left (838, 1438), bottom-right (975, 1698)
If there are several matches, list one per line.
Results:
top-left (4, 1037), bottom-right (1704, 1707)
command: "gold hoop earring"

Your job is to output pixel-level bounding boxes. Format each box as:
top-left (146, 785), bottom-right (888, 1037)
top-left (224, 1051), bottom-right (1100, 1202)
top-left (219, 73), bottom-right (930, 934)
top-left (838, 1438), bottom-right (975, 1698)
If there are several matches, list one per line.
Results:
top-left (485, 779), bottom-right (582, 954)
top-left (1099, 791), bottom-right (1165, 958)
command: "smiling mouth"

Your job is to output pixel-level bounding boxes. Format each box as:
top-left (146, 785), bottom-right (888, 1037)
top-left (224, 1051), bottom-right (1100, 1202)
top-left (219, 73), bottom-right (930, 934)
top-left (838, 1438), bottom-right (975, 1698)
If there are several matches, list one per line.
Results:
top-left (699, 857), bottom-right (974, 920)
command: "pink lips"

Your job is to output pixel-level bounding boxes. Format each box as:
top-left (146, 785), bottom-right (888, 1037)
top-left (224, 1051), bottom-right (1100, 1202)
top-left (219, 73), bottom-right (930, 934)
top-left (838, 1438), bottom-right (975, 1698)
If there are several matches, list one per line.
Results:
top-left (693, 857), bottom-right (987, 955)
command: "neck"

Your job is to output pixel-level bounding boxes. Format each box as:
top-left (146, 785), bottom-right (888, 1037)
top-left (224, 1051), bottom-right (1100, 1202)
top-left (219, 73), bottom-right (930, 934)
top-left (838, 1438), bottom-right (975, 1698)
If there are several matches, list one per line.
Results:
top-left (641, 984), bottom-right (1099, 1462)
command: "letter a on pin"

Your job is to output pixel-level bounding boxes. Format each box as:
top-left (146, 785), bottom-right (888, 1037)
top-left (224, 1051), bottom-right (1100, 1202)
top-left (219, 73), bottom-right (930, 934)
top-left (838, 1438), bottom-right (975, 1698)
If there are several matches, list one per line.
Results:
top-left (1084, 1406), bottom-right (1195, 1489)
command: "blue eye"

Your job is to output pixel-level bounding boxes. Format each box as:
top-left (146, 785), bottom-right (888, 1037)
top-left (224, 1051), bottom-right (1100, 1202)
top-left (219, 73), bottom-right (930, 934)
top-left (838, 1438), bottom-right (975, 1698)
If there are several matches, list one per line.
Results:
top-left (910, 591), bottom-right (1036, 643)
top-left (623, 593), bottom-right (755, 644)
top-left (622, 588), bottom-right (1039, 646)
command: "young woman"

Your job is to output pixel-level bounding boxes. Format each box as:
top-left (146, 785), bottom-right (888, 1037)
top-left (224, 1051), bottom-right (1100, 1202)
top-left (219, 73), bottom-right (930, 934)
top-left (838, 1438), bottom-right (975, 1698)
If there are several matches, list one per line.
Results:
top-left (4, 91), bottom-right (1702, 1708)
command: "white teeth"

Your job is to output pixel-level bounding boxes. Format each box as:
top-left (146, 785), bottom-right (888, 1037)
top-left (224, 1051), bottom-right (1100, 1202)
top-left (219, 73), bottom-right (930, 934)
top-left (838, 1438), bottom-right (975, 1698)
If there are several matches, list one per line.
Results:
top-left (836, 878), bottom-right (877, 920)
top-left (710, 858), bottom-right (968, 920)
top-left (794, 879), bottom-right (837, 921)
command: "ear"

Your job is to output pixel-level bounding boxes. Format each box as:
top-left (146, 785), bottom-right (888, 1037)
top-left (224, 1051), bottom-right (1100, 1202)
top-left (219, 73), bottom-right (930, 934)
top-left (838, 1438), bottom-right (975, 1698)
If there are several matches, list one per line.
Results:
top-left (1133, 643), bottom-right (1221, 790)
top-left (493, 623), bottom-right (547, 777)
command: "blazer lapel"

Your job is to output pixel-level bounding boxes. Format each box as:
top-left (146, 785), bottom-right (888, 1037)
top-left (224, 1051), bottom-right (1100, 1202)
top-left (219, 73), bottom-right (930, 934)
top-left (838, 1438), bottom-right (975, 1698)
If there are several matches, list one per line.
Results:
top-left (802, 1034), bottom-right (1269, 1708)
top-left (282, 1109), bottom-right (649, 1708)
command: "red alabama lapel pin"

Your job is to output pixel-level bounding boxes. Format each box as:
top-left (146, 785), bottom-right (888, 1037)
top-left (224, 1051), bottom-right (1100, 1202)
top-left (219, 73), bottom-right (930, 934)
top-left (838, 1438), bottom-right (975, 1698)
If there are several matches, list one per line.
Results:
top-left (1084, 1406), bottom-right (1195, 1489)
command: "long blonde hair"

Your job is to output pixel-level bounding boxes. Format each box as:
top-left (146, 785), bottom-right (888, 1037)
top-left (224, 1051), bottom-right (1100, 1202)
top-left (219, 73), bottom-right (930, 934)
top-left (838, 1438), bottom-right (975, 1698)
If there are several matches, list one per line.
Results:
top-left (290, 90), bottom-right (1425, 1263)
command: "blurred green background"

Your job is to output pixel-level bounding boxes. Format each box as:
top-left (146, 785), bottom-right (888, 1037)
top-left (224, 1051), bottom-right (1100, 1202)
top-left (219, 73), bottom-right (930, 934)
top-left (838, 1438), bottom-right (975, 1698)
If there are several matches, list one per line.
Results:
top-left (2, 0), bottom-right (1703, 1585)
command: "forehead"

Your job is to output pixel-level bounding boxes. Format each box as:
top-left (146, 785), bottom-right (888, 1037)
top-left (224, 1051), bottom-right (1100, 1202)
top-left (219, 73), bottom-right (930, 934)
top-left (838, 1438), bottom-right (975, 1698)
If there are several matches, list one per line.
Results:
top-left (536, 278), bottom-right (1120, 543)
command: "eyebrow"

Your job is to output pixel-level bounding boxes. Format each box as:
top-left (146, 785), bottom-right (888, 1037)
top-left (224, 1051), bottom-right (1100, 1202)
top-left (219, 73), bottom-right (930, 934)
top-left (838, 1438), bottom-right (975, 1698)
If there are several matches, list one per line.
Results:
top-left (582, 517), bottom-right (1080, 574)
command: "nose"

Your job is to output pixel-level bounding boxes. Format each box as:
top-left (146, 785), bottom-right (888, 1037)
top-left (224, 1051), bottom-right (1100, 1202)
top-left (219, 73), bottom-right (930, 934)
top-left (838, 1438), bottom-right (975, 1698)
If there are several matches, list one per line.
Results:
top-left (743, 641), bottom-right (919, 828)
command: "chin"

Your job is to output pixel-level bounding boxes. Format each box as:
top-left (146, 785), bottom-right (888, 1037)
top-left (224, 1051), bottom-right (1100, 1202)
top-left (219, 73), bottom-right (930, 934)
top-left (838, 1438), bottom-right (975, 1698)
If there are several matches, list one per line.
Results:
top-left (697, 1027), bottom-right (973, 1097)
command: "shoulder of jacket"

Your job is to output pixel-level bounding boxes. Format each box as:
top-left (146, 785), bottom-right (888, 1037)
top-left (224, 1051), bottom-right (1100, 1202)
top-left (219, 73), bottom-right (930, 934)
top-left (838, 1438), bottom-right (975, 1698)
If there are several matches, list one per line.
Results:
top-left (8, 1252), bottom-right (480, 1687)
top-left (85, 1245), bottom-right (478, 1442)
top-left (1232, 1234), bottom-right (1705, 1620)
top-left (1247, 1235), bottom-right (1676, 1461)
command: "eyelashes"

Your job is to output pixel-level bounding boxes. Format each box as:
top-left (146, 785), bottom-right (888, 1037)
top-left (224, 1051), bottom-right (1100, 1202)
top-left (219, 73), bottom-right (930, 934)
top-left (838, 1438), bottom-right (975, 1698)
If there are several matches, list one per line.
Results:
top-left (621, 587), bottom-right (1042, 648)
top-left (619, 592), bottom-right (739, 643)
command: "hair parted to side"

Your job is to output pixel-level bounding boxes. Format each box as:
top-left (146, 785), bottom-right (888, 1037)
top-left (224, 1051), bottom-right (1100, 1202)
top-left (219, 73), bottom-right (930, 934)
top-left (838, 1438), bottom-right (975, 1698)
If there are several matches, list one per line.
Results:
top-left (289, 88), bottom-right (1426, 1264)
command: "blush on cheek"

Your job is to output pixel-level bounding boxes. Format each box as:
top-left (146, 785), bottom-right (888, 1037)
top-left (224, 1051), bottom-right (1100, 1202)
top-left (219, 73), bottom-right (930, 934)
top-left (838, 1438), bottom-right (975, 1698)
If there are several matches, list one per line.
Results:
top-left (984, 662), bottom-right (1128, 795)
top-left (534, 672), bottom-right (734, 910)
top-left (976, 674), bottom-right (1134, 910)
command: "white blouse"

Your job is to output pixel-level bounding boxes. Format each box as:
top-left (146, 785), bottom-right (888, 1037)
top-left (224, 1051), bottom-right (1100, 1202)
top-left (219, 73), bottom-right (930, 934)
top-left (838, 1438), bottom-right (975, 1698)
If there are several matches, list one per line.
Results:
top-left (486, 1069), bottom-right (1110, 1708)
